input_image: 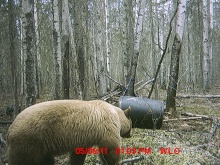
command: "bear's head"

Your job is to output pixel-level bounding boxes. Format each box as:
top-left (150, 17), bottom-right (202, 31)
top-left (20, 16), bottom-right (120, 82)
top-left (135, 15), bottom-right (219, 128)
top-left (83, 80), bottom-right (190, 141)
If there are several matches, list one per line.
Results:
top-left (119, 107), bottom-right (132, 138)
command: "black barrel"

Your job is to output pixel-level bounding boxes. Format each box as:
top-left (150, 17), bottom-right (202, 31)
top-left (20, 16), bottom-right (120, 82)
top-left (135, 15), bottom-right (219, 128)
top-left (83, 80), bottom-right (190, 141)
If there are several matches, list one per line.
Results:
top-left (118, 96), bottom-right (164, 129)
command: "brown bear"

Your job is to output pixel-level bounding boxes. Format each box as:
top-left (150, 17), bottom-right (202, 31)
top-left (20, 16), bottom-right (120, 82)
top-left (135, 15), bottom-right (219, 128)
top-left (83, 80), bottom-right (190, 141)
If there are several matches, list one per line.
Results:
top-left (6, 100), bottom-right (131, 165)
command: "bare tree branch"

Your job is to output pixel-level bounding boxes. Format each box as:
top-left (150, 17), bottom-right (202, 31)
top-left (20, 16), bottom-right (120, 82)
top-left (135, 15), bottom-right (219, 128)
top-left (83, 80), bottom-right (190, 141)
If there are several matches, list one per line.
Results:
top-left (148, 5), bottom-right (179, 98)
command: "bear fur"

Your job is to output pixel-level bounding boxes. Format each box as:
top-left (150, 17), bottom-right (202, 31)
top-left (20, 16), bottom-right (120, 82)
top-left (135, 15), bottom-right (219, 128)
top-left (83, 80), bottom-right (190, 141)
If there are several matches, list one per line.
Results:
top-left (6, 100), bottom-right (131, 165)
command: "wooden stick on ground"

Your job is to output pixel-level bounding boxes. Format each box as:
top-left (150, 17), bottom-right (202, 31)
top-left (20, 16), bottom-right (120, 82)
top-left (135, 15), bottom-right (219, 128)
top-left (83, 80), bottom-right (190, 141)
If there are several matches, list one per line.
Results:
top-left (181, 112), bottom-right (213, 120)
top-left (120, 156), bottom-right (144, 164)
top-left (163, 117), bottom-right (209, 122)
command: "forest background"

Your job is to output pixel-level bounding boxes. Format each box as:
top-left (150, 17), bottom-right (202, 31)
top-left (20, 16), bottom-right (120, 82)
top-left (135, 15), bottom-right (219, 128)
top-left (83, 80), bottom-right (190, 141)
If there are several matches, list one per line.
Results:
top-left (0, 0), bottom-right (219, 113)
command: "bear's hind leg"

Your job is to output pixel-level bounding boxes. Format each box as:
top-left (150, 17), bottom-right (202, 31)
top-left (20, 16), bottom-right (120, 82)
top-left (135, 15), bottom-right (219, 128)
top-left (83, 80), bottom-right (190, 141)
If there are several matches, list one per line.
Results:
top-left (40, 155), bottom-right (55, 165)
top-left (70, 151), bottom-right (87, 165)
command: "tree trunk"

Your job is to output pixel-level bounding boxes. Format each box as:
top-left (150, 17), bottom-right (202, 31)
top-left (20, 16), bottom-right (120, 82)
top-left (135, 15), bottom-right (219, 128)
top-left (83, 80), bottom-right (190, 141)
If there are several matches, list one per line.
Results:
top-left (149, 0), bottom-right (158, 98)
top-left (209, 0), bottom-right (213, 85)
top-left (95, 0), bottom-right (107, 96)
top-left (122, 0), bottom-right (134, 85)
top-left (159, 4), bottom-right (166, 90)
top-left (202, 0), bottom-right (211, 90)
top-left (185, 15), bottom-right (192, 92)
top-left (125, 0), bottom-right (146, 96)
top-left (166, 0), bottom-right (186, 117)
top-left (74, 0), bottom-right (87, 99)
top-left (105, 0), bottom-right (111, 91)
top-left (20, 16), bottom-right (25, 95)
top-left (52, 0), bottom-right (62, 99)
top-left (22, 0), bottom-right (37, 107)
top-left (62, 0), bottom-right (70, 99)
top-left (34, 0), bottom-right (41, 98)
top-left (8, 0), bottom-right (19, 115)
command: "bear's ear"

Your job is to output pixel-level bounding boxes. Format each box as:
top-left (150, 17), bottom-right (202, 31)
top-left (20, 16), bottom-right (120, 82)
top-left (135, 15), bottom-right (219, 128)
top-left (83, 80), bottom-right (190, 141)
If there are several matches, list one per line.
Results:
top-left (124, 106), bottom-right (131, 118)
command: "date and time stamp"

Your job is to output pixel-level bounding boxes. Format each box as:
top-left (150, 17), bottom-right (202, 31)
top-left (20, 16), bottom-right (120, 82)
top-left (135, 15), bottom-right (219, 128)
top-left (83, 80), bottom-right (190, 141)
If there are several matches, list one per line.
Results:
top-left (75, 147), bottom-right (181, 155)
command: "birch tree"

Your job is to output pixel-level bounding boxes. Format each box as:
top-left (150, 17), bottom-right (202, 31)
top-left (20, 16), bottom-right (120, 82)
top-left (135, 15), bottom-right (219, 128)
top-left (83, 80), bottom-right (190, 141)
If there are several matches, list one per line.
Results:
top-left (105, 0), bottom-right (111, 90)
top-left (166, 0), bottom-right (186, 117)
top-left (22, 0), bottom-right (37, 107)
top-left (125, 0), bottom-right (146, 96)
top-left (52, 0), bottom-right (62, 99)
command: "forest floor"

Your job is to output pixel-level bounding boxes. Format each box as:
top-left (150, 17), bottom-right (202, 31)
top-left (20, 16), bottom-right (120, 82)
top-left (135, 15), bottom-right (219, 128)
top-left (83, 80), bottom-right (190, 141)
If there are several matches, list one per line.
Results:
top-left (0, 88), bottom-right (220, 165)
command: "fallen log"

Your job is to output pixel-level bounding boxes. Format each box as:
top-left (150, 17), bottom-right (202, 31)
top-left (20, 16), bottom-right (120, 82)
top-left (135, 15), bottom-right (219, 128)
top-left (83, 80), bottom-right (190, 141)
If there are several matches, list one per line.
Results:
top-left (176, 95), bottom-right (220, 98)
